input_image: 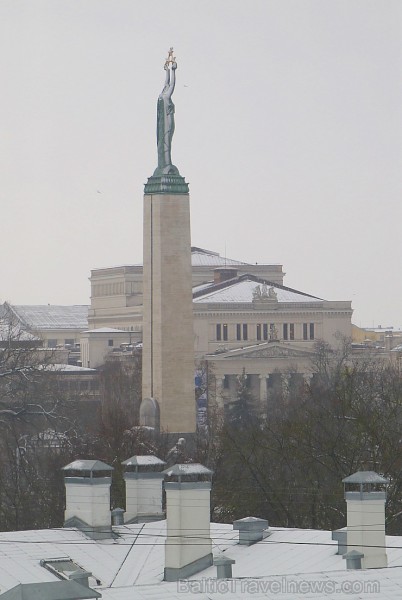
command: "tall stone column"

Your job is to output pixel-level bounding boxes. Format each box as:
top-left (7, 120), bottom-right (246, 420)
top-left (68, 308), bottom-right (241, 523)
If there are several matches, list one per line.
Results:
top-left (140, 49), bottom-right (196, 434)
top-left (214, 376), bottom-right (225, 409)
top-left (259, 375), bottom-right (268, 403)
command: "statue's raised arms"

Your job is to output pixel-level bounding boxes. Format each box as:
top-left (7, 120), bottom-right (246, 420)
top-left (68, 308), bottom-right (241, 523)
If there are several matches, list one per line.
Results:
top-left (155, 47), bottom-right (179, 176)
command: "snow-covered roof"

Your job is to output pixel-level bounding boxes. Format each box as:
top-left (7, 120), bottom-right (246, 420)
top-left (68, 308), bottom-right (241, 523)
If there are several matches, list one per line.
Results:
top-left (8, 305), bottom-right (89, 331)
top-left (192, 281), bottom-right (216, 294)
top-left (191, 247), bottom-right (249, 267)
top-left (0, 323), bottom-right (39, 342)
top-left (39, 364), bottom-right (96, 373)
top-left (82, 328), bottom-right (126, 334)
top-left (1, 522), bottom-right (402, 599)
top-left (194, 277), bottom-right (322, 304)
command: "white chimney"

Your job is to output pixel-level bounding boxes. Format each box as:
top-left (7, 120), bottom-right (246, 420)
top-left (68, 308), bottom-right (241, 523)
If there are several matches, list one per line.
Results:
top-left (343, 471), bottom-right (388, 569)
top-left (122, 455), bottom-right (166, 523)
top-left (163, 463), bottom-right (213, 581)
top-left (63, 459), bottom-right (113, 540)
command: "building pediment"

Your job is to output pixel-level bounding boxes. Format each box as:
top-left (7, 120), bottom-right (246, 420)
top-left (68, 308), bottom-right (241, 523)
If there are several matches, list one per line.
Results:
top-left (209, 342), bottom-right (316, 360)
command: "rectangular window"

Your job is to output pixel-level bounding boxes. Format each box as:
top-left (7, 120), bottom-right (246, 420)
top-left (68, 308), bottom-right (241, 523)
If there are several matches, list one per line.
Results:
top-left (310, 323), bottom-right (315, 340)
top-left (108, 339), bottom-right (114, 347)
top-left (256, 324), bottom-right (261, 341)
top-left (263, 323), bottom-right (268, 341)
top-left (237, 323), bottom-right (248, 340)
top-left (283, 324), bottom-right (288, 340)
top-left (216, 324), bottom-right (222, 341)
top-left (223, 323), bottom-right (228, 341)
top-left (303, 323), bottom-right (308, 340)
top-left (223, 375), bottom-right (230, 389)
top-left (48, 339), bottom-right (57, 348)
top-left (290, 324), bottom-right (295, 340)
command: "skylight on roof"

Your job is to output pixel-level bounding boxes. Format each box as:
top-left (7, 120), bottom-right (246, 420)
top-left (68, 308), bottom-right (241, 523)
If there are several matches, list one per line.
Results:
top-left (40, 558), bottom-right (102, 586)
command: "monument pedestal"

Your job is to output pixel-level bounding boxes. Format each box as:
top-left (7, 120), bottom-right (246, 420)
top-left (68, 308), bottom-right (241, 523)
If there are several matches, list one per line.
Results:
top-left (142, 190), bottom-right (196, 433)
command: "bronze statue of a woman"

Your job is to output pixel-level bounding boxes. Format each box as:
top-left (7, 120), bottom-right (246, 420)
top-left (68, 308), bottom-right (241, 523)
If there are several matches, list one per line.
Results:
top-left (145, 48), bottom-right (188, 193)
top-left (154, 48), bottom-right (179, 176)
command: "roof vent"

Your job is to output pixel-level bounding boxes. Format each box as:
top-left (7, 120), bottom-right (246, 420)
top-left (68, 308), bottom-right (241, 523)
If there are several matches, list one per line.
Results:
top-left (214, 554), bottom-right (236, 579)
top-left (233, 516), bottom-right (269, 545)
top-left (111, 507), bottom-right (125, 526)
top-left (344, 549), bottom-right (364, 570)
top-left (332, 528), bottom-right (347, 555)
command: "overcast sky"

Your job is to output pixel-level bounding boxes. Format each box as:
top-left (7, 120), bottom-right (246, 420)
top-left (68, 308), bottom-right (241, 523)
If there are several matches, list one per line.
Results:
top-left (0, 0), bottom-right (400, 327)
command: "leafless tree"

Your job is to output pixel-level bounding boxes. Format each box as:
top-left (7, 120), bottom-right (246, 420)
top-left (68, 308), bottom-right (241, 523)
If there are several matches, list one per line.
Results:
top-left (209, 341), bottom-right (402, 534)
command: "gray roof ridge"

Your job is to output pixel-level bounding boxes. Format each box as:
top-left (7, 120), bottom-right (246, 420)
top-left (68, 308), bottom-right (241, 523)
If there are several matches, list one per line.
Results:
top-left (193, 273), bottom-right (323, 301)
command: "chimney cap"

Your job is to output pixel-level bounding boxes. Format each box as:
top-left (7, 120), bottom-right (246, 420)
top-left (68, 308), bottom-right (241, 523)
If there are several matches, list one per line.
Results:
top-left (163, 463), bottom-right (213, 476)
top-left (122, 455), bottom-right (166, 468)
top-left (342, 471), bottom-right (389, 485)
top-left (163, 463), bottom-right (213, 482)
top-left (62, 459), bottom-right (113, 473)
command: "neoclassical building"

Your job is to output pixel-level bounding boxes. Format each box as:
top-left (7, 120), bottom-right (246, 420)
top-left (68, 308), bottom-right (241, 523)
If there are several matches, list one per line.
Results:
top-left (87, 247), bottom-right (353, 410)
top-left (0, 248), bottom-right (352, 412)
top-left (87, 247), bottom-right (285, 334)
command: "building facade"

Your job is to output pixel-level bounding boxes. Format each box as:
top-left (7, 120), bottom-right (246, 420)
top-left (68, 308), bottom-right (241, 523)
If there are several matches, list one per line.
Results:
top-left (85, 248), bottom-right (353, 412)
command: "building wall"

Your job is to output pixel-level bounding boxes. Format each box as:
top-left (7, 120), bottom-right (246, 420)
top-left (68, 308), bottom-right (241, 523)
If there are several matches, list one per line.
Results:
top-left (194, 301), bottom-right (352, 357)
top-left (80, 331), bottom-right (133, 369)
top-left (38, 330), bottom-right (83, 349)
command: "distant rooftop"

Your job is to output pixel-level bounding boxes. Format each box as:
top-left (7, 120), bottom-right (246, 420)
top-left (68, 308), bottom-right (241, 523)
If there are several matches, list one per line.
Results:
top-left (193, 275), bottom-right (322, 304)
top-left (90, 247), bottom-right (282, 275)
top-left (190, 247), bottom-right (249, 267)
top-left (7, 304), bottom-right (89, 331)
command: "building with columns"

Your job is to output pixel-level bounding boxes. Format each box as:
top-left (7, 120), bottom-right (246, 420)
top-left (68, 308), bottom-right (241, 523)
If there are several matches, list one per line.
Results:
top-left (86, 248), bottom-right (352, 414)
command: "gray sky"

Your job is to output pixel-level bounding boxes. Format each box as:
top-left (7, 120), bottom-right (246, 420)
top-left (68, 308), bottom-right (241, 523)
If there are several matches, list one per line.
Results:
top-left (0, 0), bottom-right (401, 327)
